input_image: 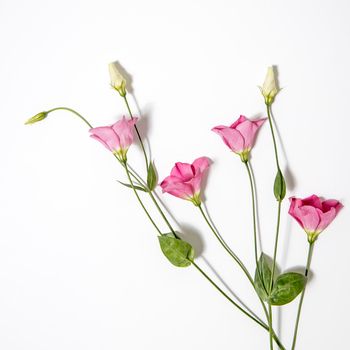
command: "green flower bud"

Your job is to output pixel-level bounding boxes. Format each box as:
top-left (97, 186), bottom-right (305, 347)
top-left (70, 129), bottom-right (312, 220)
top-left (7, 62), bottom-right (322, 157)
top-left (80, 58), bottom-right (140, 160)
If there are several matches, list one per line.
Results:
top-left (24, 111), bottom-right (48, 125)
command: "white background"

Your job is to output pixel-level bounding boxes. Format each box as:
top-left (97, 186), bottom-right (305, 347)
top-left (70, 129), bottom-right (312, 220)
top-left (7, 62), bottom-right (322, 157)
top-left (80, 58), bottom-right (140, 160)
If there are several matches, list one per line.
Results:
top-left (0, 0), bottom-right (349, 349)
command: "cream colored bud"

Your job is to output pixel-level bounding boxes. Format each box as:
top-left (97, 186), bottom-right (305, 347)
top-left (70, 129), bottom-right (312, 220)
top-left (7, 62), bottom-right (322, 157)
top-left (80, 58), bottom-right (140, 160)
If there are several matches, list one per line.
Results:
top-left (260, 67), bottom-right (278, 105)
top-left (24, 111), bottom-right (48, 125)
top-left (108, 62), bottom-right (127, 97)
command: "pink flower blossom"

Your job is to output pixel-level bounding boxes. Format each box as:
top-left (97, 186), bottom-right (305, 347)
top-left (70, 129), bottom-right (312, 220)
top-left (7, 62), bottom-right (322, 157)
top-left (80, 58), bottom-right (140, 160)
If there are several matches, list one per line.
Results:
top-left (212, 115), bottom-right (266, 162)
top-left (89, 116), bottom-right (138, 161)
top-left (288, 195), bottom-right (343, 243)
top-left (160, 157), bottom-right (210, 206)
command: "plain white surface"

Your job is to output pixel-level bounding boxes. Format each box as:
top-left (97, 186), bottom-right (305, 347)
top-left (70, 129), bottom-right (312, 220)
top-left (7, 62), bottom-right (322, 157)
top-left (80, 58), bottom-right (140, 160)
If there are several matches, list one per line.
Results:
top-left (1, 0), bottom-right (349, 349)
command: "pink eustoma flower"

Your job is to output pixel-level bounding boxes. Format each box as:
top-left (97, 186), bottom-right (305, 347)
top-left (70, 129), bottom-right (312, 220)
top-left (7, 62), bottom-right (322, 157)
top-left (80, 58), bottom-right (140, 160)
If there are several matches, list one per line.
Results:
top-left (89, 116), bottom-right (138, 162)
top-left (288, 194), bottom-right (343, 243)
top-left (160, 157), bottom-right (210, 206)
top-left (212, 115), bottom-right (266, 162)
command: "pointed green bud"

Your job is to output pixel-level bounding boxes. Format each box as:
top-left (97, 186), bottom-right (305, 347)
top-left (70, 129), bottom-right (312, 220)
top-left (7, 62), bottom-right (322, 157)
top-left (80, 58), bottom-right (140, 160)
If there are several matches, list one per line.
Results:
top-left (273, 169), bottom-right (286, 201)
top-left (24, 111), bottom-right (48, 125)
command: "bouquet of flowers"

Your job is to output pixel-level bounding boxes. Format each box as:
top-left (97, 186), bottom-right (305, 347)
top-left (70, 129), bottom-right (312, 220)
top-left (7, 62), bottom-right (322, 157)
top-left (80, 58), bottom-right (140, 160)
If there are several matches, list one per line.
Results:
top-left (26, 63), bottom-right (343, 349)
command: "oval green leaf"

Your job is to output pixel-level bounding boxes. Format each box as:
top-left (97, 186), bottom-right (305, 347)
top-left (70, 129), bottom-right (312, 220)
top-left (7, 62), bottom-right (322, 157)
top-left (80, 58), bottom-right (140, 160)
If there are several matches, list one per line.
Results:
top-left (158, 234), bottom-right (194, 267)
top-left (269, 272), bottom-right (306, 306)
top-left (254, 253), bottom-right (272, 301)
top-left (273, 169), bottom-right (286, 201)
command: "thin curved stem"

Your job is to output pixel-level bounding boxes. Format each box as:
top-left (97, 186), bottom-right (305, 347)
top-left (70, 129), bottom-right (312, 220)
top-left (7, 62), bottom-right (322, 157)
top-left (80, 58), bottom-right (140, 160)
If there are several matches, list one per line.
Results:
top-left (47, 107), bottom-right (93, 128)
top-left (122, 160), bottom-right (176, 236)
top-left (267, 201), bottom-right (282, 350)
top-left (268, 304), bottom-right (274, 350)
top-left (116, 156), bottom-right (144, 187)
top-left (123, 95), bottom-right (149, 169)
top-left (147, 191), bottom-right (177, 236)
top-left (269, 201), bottom-right (282, 291)
top-left (266, 104), bottom-right (280, 170)
top-left (244, 161), bottom-right (259, 267)
top-left (192, 261), bottom-right (267, 329)
top-left (193, 262), bottom-right (284, 348)
top-left (266, 102), bottom-right (285, 349)
top-left (197, 204), bottom-right (285, 346)
top-left (291, 242), bottom-right (314, 350)
top-left (198, 205), bottom-right (252, 281)
top-left (124, 162), bottom-right (162, 235)
top-left (244, 161), bottom-right (284, 348)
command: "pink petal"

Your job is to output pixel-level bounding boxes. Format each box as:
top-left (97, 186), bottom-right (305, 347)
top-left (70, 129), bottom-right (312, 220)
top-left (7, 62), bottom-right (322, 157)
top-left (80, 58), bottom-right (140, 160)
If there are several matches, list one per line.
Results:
top-left (190, 174), bottom-right (203, 194)
top-left (170, 162), bottom-right (195, 181)
top-left (230, 115), bottom-right (247, 129)
top-left (288, 197), bottom-right (304, 229)
top-left (317, 207), bottom-right (337, 232)
top-left (212, 126), bottom-right (245, 153)
top-left (322, 199), bottom-right (343, 214)
top-left (160, 176), bottom-right (194, 199)
top-left (112, 116), bottom-right (137, 150)
top-left (301, 195), bottom-right (323, 210)
top-left (295, 205), bottom-right (321, 233)
top-left (235, 118), bottom-right (266, 150)
top-left (89, 126), bottom-right (120, 152)
top-left (254, 119), bottom-right (266, 128)
top-left (192, 157), bottom-right (210, 174)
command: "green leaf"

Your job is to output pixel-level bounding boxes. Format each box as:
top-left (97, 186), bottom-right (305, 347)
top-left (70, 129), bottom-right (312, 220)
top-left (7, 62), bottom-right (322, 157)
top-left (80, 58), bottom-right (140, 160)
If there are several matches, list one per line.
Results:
top-left (117, 181), bottom-right (147, 192)
top-left (158, 234), bottom-right (194, 267)
top-left (254, 253), bottom-right (273, 301)
top-left (147, 161), bottom-right (157, 191)
top-left (273, 169), bottom-right (286, 201)
top-left (269, 272), bottom-right (306, 306)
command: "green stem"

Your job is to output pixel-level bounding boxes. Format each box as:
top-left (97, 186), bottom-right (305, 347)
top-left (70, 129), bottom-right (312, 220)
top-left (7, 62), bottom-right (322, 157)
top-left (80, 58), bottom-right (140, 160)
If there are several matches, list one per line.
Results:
top-left (198, 205), bottom-right (252, 281)
top-left (122, 161), bottom-right (176, 237)
top-left (267, 201), bottom-right (282, 350)
top-left (123, 95), bottom-right (149, 169)
top-left (266, 104), bottom-right (280, 170)
top-left (269, 201), bottom-right (282, 291)
top-left (244, 161), bottom-right (284, 348)
top-left (193, 261), bottom-right (284, 348)
top-left (147, 190), bottom-right (177, 236)
top-left (291, 242), bottom-right (314, 350)
top-left (47, 107), bottom-right (93, 128)
top-left (198, 204), bottom-right (286, 348)
top-left (116, 156), bottom-right (145, 186)
top-left (124, 162), bottom-right (162, 235)
top-left (192, 261), bottom-right (267, 329)
top-left (266, 102), bottom-right (284, 350)
top-left (268, 304), bottom-right (274, 350)
top-left (244, 161), bottom-right (259, 267)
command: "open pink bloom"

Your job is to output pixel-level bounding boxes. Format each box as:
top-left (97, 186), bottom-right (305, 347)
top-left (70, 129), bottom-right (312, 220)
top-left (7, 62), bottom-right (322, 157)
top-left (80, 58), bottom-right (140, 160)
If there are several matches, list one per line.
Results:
top-left (212, 115), bottom-right (266, 161)
top-left (160, 157), bottom-right (210, 206)
top-left (89, 116), bottom-right (138, 161)
top-left (288, 195), bottom-right (343, 242)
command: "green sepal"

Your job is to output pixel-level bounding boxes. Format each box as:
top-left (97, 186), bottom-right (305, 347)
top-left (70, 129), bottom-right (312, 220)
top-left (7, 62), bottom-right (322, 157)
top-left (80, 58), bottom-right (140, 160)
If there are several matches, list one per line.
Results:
top-left (117, 181), bottom-right (147, 192)
top-left (147, 161), bottom-right (157, 191)
top-left (254, 253), bottom-right (273, 301)
top-left (269, 272), bottom-right (306, 306)
top-left (273, 169), bottom-right (286, 201)
top-left (158, 233), bottom-right (194, 267)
